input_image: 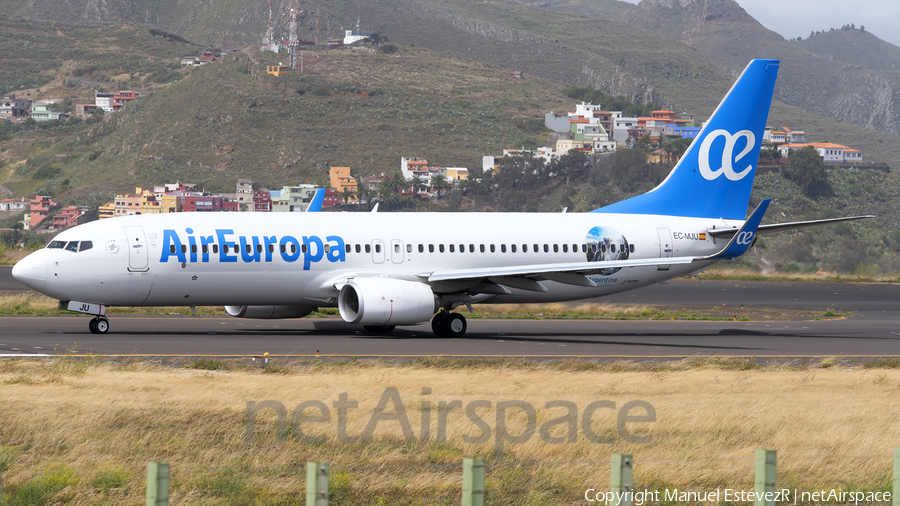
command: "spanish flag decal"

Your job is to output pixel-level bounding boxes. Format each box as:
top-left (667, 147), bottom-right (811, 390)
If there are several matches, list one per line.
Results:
top-left (699, 233), bottom-right (707, 240)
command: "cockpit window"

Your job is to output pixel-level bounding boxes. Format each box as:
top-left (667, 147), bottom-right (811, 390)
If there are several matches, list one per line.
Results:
top-left (79, 241), bottom-right (93, 252)
top-left (48, 240), bottom-right (66, 249)
top-left (64, 241), bottom-right (79, 252)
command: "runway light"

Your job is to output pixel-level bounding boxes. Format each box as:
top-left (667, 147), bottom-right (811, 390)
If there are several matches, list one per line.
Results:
top-left (316, 350), bottom-right (319, 357)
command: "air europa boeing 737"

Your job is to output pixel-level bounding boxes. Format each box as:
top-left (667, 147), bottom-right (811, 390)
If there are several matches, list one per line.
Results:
top-left (12, 59), bottom-right (872, 337)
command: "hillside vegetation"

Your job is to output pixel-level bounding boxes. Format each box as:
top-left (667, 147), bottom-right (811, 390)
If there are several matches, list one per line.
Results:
top-left (0, 41), bottom-right (569, 201)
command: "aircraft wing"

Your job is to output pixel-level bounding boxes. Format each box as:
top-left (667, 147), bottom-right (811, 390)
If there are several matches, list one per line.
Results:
top-left (708, 215), bottom-right (875, 238)
top-left (425, 200), bottom-right (771, 289)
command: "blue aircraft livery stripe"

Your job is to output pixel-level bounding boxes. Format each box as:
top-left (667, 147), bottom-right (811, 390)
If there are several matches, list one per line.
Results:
top-left (160, 229), bottom-right (346, 270)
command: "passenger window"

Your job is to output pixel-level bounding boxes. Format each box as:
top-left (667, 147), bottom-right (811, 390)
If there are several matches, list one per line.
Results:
top-left (267, 244), bottom-right (272, 253)
top-left (533, 244), bottom-right (538, 253)
top-left (469, 244), bottom-right (474, 253)
top-left (449, 244), bottom-right (455, 253)
top-left (245, 244), bottom-right (252, 254)
top-left (429, 244), bottom-right (434, 253)
top-left (375, 244), bottom-right (381, 253)
top-left (170, 244), bottom-right (177, 254)
top-left (582, 244), bottom-right (587, 253)
top-left (181, 244), bottom-right (188, 254)
top-left (553, 244), bottom-right (558, 253)
top-left (522, 244), bottom-right (528, 253)
top-left (600, 244), bottom-right (606, 253)
top-left (301, 244), bottom-right (308, 254)
top-left (291, 244), bottom-right (296, 254)
top-left (418, 244), bottom-right (424, 253)
top-left (395, 244), bottom-right (400, 253)
top-left (65, 241), bottom-right (79, 252)
top-left (511, 244), bottom-right (517, 253)
top-left (224, 245), bottom-right (230, 253)
top-left (439, 244), bottom-right (445, 253)
top-left (324, 244), bottom-right (330, 253)
top-left (257, 244), bottom-right (263, 253)
top-left (192, 245), bottom-right (198, 254)
top-left (563, 244), bottom-right (568, 253)
top-left (356, 244), bottom-right (361, 253)
top-left (630, 244), bottom-right (635, 253)
top-left (345, 244), bottom-right (351, 254)
top-left (459, 244), bottom-right (465, 253)
top-left (610, 244), bottom-right (616, 253)
top-left (213, 244), bottom-right (219, 254)
top-left (501, 244), bottom-right (506, 253)
top-left (543, 244), bottom-right (548, 253)
top-left (480, 244), bottom-right (485, 253)
top-left (203, 245), bottom-right (209, 254)
top-left (573, 244), bottom-right (578, 252)
top-left (490, 244), bottom-right (495, 253)
top-left (280, 244), bottom-right (286, 253)
top-left (48, 240), bottom-right (66, 249)
top-left (365, 244), bottom-right (371, 253)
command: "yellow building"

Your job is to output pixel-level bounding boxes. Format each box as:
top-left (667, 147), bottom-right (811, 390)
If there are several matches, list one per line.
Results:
top-left (266, 65), bottom-right (291, 76)
top-left (444, 168), bottom-right (469, 181)
top-left (98, 201), bottom-right (115, 219)
top-left (329, 166), bottom-right (358, 202)
top-left (160, 194), bottom-right (181, 213)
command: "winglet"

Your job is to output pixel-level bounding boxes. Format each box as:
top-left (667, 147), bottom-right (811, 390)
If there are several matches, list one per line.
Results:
top-left (701, 199), bottom-right (771, 260)
top-left (305, 189), bottom-right (325, 212)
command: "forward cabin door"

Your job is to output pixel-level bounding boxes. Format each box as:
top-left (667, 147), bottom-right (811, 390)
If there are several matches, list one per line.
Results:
top-left (123, 225), bottom-right (150, 272)
top-left (656, 227), bottom-right (673, 271)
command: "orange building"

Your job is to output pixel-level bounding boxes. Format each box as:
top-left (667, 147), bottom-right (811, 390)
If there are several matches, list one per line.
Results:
top-left (329, 166), bottom-right (358, 202)
top-left (29, 196), bottom-right (57, 229)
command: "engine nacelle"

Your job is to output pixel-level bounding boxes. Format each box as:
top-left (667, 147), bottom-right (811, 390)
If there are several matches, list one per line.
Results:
top-left (338, 278), bottom-right (437, 326)
top-left (224, 305), bottom-right (315, 319)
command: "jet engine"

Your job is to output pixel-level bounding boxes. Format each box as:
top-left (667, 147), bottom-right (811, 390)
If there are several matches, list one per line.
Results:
top-left (224, 305), bottom-right (315, 319)
top-left (338, 277), bottom-right (438, 326)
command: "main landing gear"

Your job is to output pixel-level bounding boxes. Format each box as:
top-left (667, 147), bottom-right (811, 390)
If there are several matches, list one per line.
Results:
top-left (89, 317), bottom-right (109, 334)
top-left (432, 310), bottom-right (467, 338)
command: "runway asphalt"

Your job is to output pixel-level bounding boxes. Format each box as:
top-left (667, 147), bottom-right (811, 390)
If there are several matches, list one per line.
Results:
top-left (1, 266), bottom-right (899, 359)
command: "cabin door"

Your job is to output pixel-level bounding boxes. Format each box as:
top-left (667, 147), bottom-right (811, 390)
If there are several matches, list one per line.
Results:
top-left (656, 227), bottom-right (673, 271)
top-left (123, 226), bottom-right (150, 272)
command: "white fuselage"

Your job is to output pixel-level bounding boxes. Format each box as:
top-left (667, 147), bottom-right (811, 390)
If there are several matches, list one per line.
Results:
top-left (15, 212), bottom-right (740, 308)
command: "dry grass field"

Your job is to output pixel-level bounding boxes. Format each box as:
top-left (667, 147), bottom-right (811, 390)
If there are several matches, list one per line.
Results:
top-left (1, 358), bottom-right (898, 504)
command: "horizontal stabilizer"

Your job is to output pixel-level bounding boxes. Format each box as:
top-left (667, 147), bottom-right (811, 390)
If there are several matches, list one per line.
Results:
top-left (708, 215), bottom-right (876, 238)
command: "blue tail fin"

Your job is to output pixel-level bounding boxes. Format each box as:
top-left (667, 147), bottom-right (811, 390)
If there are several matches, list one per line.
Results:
top-left (593, 59), bottom-right (779, 220)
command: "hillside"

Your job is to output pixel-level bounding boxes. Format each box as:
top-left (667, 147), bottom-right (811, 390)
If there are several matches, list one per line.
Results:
top-left (0, 41), bottom-right (570, 202)
top-left (0, 18), bottom-right (197, 96)
top-left (797, 27), bottom-right (900, 72)
top-left (6, 0), bottom-right (900, 144)
top-left (613, 0), bottom-right (900, 136)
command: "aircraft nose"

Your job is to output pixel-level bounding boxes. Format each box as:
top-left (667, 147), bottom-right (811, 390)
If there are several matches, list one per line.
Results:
top-left (11, 253), bottom-right (47, 291)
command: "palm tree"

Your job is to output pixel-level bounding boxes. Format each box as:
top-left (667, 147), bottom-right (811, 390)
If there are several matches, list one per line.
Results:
top-left (410, 174), bottom-right (425, 198)
top-left (339, 187), bottom-right (357, 206)
top-left (431, 174), bottom-right (450, 199)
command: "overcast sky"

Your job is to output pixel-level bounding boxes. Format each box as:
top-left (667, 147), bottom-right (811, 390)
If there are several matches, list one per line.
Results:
top-left (620, 0), bottom-right (900, 48)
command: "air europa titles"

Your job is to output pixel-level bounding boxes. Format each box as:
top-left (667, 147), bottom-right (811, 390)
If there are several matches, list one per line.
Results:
top-left (160, 228), bottom-right (345, 270)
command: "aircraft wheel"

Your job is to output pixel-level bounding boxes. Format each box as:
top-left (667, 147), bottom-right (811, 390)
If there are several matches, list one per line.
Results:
top-left (444, 313), bottom-right (467, 338)
top-left (363, 325), bottom-right (395, 334)
top-left (95, 318), bottom-right (109, 334)
top-left (89, 318), bottom-right (99, 334)
top-left (431, 312), bottom-right (449, 337)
